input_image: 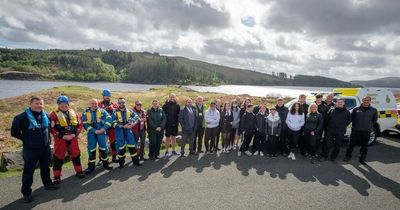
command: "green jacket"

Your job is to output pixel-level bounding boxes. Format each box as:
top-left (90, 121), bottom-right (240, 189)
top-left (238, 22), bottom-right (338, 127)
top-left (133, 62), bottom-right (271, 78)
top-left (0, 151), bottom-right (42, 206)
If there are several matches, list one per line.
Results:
top-left (193, 103), bottom-right (207, 128)
top-left (146, 107), bottom-right (167, 132)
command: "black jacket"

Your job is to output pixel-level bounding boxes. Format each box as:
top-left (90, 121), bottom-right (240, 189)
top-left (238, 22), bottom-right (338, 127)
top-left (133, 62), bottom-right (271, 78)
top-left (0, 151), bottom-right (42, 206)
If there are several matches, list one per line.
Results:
top-left (220, 110), bottom-right (234, 133)
top-left (241, 111), bottom-right (257, 132)
top-left (255, 112), bottom-right (267, 135)
top-left (162, 101), bottom-right (180, 127)
top-left (275, 105), bottom-right (289, 129)
top-left (11, 110), bottom-right (51, 149)
top-left (304, 112), bottom-right (324, 135)
top-left (351, 105), bottom-right (378, 132)
top-left (316, 102), bottom-right (329, 119)
top-left (325, 107), bottom-right (351, 135)
top-left (253, 106), bottom-right (269, 115)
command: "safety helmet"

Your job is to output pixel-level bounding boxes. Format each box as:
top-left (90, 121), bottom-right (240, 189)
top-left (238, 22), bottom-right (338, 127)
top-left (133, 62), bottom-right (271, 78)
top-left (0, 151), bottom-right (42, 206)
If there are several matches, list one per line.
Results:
top-left (57, 95), bottom-right (69, 104)
top-left (102, 89), bottom-right (111, 97)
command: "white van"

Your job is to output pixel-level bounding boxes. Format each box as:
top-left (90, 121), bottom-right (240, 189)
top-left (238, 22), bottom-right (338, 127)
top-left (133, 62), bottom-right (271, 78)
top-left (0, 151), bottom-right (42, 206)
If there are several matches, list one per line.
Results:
top-left (285, 88), bottom-right (398, 145)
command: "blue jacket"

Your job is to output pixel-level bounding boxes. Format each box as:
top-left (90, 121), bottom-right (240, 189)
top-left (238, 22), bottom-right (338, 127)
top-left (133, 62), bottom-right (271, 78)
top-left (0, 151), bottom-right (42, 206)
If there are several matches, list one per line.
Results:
top-left (179, 106), bottom-right (197, 134)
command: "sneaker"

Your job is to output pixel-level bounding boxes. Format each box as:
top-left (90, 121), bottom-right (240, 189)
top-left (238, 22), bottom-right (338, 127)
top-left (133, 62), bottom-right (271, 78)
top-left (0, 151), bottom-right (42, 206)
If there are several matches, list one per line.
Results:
top-left (288, 152), bottom-right (293, 159)
top-left (254, 151), bottom-right (259, 156)
top-left (22, 195), bottom-right (33, 203)
top-left (238, 151), bottom-right (242, 157)
top-left (76, 172), bottom-right (86, 179)
top-left (245, 151), bottom-right (253, 156)
top-left (180, 152), bottom-right (186, 157)
top-left (172, 151), bottom-right (179, 156)
top-left (53, 177), bottom-right (61, 185)
top-left (291, 153), bottom-right (296, 161)
top-left (233, 145), bottom-right (237, 150)
top-left (164, 152), bottom-right (170, 158)
top-left (359, 159), bottom-right (367, 165)
top-left (260, 152), bottom-right (264, 157)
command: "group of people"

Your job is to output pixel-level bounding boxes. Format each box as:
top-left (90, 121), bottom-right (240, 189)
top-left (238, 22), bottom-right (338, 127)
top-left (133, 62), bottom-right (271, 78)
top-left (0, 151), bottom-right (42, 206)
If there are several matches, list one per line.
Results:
top-left (10, 89), bottom-right (378, 203)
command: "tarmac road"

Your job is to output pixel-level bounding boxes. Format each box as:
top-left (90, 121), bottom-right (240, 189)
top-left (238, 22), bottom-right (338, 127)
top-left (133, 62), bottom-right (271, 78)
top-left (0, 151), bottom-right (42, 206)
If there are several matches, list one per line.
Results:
top-left (1, 134), bottom-right (399, 210)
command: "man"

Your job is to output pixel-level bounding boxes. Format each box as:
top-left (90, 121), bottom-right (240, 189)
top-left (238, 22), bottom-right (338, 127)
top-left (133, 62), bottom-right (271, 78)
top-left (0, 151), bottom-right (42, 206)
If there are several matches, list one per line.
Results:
top-left (132, 100), bottom-right (147, 161)
top-left (253, 97), bottom-right (269, 115)
top-left (11, 96), bottom-right (58, 203)
top-left (323, 98), bottom-right (351, 162)
top-left (238, 104), bottom-right (257, 156)
top-left (147, 99), bottom-right (167, 160)
top-left (315, 94), bottom-right (329, 157)
top-left (215, 98), bottom-right (222, 150)
top-left (204, 101), bottom-right (220, 153)
top-left (193, 96), bottom-right (206, 154)
top-left (162, 94), bottom-right (181, 157)
top-left (178, 98), bottom-right (197, 156)
top-left (298, 94), bottom-right (309, 156)
top-left (82, 99), bottom-right (113, 174)
top-left (323, 93), bottom-right (336, 109)
top-left (344, 96), bottom-right (378, 165)
top-left (98, 89), bottom-right (119, 163)
top-left (112, 98), bottom-right (142, 168)
top-left (50, 96), bottom-right (85, 185)
top-left (275, 98), bottom-right (289, 155)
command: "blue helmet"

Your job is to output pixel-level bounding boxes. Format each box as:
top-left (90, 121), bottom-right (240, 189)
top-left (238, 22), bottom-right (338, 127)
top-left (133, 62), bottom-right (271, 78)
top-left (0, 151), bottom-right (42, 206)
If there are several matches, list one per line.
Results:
top-left (102, 89), bottom-right (111, 97)
top-left (57, 95), bottom-right (69, 104)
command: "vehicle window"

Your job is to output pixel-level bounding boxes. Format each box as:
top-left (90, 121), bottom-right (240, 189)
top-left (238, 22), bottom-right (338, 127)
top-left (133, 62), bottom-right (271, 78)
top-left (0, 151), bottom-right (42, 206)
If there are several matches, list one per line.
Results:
top-left (334, 98), bottom-right (357, 110)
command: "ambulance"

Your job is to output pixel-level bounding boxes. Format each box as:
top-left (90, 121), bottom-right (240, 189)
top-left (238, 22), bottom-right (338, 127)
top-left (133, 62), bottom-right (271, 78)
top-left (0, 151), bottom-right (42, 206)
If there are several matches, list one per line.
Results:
top-left (285, 88), bottom-right (398, 146)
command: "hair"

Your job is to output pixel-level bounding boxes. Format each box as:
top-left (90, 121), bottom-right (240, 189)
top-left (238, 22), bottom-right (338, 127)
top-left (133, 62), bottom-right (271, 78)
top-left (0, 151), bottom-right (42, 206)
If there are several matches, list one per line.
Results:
top-left (363, 95), bottom-right (372, 101)
top-left (336, 98), bottom-right (344, 102)
top-left (118, 97), bottom-right (125, 101)
top-left (277, 98), bottom-right (284, 102)
top-left (307, 103), bottom-right (319, 116)
top-left (223, 102), bottom-right (231, 112)
top-left (152, 99), bottom-right (158, 103)
top-left (299, 94), bottom-right (306, 99)
top-left (30, 96), bottom-right (43, 104)
top-left (315, 94), bottom-right (323, 99)
top-left (290, 102), bottom-right (304, 115)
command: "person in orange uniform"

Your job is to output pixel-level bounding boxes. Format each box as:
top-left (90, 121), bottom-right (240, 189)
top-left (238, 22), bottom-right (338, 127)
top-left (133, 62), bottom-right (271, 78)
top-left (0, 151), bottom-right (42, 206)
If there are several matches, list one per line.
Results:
top-left (98, 89), bottom-right (119, 163)
top-left (50, 95), bottom-right (85, 184)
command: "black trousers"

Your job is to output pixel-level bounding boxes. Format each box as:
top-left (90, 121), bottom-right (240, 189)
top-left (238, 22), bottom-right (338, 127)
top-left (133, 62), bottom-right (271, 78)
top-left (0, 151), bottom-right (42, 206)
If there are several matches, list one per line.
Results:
top-left (148, 130), bottom-right (164, 157)
top-left (346, 130), bottom-right (370, 160)
top-left (229, 128), bottom-right (237, 146)
top-left (21, 146), bottom-right (53, 196)
top-left (268, 135), bottom-right (279, 155)
top-left (134, 129), bottom-right (146, 157)
top-left (279, 128), bottom-right (289, 154)
top-left (298, 128), bottom-right (306, 155)
top-left (215, 126), bottom-right (221, 148)
top-left (323, 132), bottom-right (344, 160)
top-left (287, 129), bottom-right (300, 153)
top-left (304, 131), bottom-right (320, 156)
top-left (204, 127), bottom-right (218, 152)
top-left (240, 130), bottom-right (255, 152)
top-left (194, 127), bottom-right (205, 153)
top-left (252, 132), bottom-right (266, 153)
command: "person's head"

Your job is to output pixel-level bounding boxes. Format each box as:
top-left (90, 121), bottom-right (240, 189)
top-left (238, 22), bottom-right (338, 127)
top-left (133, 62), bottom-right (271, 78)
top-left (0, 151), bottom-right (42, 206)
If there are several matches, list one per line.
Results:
top-left (29, 96), bottom-right (44, 112)
top-left (362, 95), bottom-right (372, 107)
top-left (232, 100), bottom-right (238, 109)
top-left (244, 98), bottom-right (251, 107)
top-left (117, 97), bottom-right (126, 110)
top-left (196, 96), bottom-right (203, 105)
top-left (298, 94), bottom-right (306, 104)
top-left (102, 89), bottom-right (111, 102)
top-left (185, 98), bottom-right (193, 107)
top-left (315, 94), bottom-right (323, 104)
top-left (246, 104), bottom-right (254, 113)
top-left (259, 97), bottom-right (266, 105)
top-left (169, 93), bottom-right (177, 103)
top-left (308, 103), bottom-right (318, 114)
top-left (335, 98), bottom-right (345, 108)
top-left (236, 96), bottom-right (242, 104)
top-left (259, 104), bottom-right (266, 114)
top-left (216, 99), bottom-right (222, 107)
top-left (57, 95), bottom-right (69, 112)
top-left (210, 101), bottom-right (216, 110)
top-left (326, 94), bottom-right (334, 103)
top-left (290, 102), bottom-right (303, 115)
top-left (223, 101), bottom-right (231, 111)
top-left (88, 98), bottom-right (98, 110)
top-left (152, 99), bottom-right (159, 109)
top-left (270, 107), bottom-right (276, 115)
top-left (277, 98), bottom-right (284, 107)
top-left (135, 100), bottom-right (142, 110)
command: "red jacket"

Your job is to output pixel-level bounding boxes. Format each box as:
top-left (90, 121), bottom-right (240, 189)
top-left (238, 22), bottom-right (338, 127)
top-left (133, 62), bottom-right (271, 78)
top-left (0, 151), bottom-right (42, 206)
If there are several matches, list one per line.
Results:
top-left (132, 107), bottom-right (147, 134)
top-left (49, 109), bottom-right (83, 139)
top-left (98, 100), bottom-right (118, 115)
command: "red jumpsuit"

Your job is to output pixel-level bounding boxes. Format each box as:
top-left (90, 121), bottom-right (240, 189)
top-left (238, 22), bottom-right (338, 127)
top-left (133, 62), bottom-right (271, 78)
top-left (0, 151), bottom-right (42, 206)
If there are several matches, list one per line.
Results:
top-left (98, 100), bottom-right (119, 156)
top-left (50, 109), bottom-right (83, 179)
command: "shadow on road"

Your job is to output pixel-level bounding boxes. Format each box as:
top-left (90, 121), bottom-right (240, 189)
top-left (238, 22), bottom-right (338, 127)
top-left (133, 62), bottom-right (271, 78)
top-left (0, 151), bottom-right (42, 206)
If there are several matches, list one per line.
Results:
top-left (2, 135), bottom-right (400, 209)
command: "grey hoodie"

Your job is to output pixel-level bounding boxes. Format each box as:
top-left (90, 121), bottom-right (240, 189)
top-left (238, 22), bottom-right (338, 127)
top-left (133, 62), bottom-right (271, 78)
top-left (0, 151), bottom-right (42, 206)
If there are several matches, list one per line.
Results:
top-left (265, 113), bottom-right (281, 136)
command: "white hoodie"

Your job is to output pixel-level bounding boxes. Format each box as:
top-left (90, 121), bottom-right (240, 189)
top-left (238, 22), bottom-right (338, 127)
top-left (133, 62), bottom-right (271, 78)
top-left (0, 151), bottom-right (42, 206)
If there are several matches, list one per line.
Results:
top-left (286, 112), bottom-right (305, 131)
top-left (205, 108), bottom-right (220, 128)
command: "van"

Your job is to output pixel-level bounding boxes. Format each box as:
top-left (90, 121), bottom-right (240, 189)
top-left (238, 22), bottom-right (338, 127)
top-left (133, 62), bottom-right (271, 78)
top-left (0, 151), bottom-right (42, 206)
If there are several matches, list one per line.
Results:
top-left (285, 88), bottom-right (398, 145)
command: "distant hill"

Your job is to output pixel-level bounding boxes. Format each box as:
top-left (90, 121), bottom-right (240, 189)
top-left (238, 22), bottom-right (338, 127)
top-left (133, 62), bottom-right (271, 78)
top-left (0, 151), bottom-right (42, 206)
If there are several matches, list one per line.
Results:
top-left (0, 48), bottom-right (357, 87)
top-left (351, 77), bottom-right (400, 88)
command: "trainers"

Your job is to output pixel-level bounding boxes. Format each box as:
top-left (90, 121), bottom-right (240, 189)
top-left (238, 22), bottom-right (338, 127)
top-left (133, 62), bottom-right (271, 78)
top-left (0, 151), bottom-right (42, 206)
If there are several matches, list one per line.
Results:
top-left (291, 153), bottom-right (296, 161)
top-left (260, 152), bottom-right (264, 157)
top-left (22, 195), bottom-right (33, 203)
top-left (238, 151), bottom-right (242, 156)
top-left (53, 177), bottom-right (61, 185)
top-left (254, 151), bottom-right (259, 156)
top-left (164, 152), bottom-right (170, 158)
top-left (172, 151), bottom-right (179, 156)
top-left (359, 159), bottom-right (367, 165)
top-left (180, 152), bottom-right (186, 157)
top-left (245, 151), bottom-right (253, 156)
top-left (288, 152), bottom-right (293, 159)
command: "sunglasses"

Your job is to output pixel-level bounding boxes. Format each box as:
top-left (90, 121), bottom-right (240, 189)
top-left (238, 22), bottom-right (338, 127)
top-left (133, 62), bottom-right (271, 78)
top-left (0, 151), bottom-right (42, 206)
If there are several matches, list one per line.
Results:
top-left (136, 104), bottom-right (142, 106)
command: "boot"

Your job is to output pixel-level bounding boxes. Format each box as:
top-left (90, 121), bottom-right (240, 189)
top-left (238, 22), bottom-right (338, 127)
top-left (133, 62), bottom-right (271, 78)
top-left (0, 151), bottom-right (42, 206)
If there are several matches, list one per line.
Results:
top-left (118, 158), bottom-right (125, 169)
top-left (76, 172), bottom-right (86, 179)
top-left (85, 162), bottom-right (95, 174)
top-left (112, 154), bottom-right (118, 163)
top-left (132, 156), bottom-right (142, 166)
top-left (102, 161), bottom-right (113, 170)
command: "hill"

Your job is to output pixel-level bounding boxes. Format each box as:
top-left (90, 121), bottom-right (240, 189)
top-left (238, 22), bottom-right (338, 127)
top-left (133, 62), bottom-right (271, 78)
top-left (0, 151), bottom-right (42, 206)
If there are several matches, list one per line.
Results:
top-left (351, 77), bottom-right (400, 88)
top-left (0, 48), bottom-right (357, 87)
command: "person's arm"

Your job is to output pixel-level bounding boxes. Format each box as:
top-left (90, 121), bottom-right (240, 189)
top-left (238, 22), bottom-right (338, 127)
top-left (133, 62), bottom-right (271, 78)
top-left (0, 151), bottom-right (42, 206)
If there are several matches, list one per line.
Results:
top-left (160, 110), bottom-right (167, 130)
top-left (111, 112), bottom-right (118, 128)
top-left (82, 111), bottom-right (96, 134)
top-left (345, 110), bottom-right (352, 127)
top-left (240, 113), bottom-right (246, 132)
top-left (351, 107), bottom-right (357, 123)
top-left (372, 108), bottom-right (378, 125)
top-left (178, 109), bottom-right (185, 130)
top-left (146, 110), bottom-right (156, 130)
top-left (316, 114), bottom-right (324, 134)
top-left (75, 113), bottom-right (83, 136)
top-left (299, 114), bottom-right (305, 127)
top-left (103, 110), bottom-right (113, 130)
top-left (49, 112), bottom-right (60, 137)
top-left (11, 114), bottom-right (23, 140)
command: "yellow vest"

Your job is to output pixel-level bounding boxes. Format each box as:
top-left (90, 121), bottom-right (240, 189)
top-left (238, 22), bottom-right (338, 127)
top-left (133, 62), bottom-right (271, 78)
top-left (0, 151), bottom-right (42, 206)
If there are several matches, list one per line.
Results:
top-left (55, 109), bottom-right (78, 127)
top-left (116, 109), bottom-right (131, 123)
top-left (84, 109), bottom-right (102, 124)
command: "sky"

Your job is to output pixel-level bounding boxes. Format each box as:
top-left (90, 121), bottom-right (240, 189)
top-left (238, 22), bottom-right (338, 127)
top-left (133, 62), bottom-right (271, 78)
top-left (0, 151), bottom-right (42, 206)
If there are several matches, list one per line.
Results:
top-left (0, 0), bottom-right (399, 81)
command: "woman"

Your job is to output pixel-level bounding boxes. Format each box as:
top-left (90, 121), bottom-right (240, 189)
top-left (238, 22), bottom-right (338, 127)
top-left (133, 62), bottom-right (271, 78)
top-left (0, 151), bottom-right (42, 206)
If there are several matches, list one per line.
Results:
top-left (237, 98), bottom-right (251, 149)
top-left (285, 102), bottom-right (305, 160)
top-left (266, 107), bottom-right (281, 157)
top-left (230, 100), bottom-right (241, 151)
top-left (253, 104), bottom-right (268, 156)
top-left (304, 103), bottom-right (324, 164)
top-left (220, 102), bottom-right (234, 153)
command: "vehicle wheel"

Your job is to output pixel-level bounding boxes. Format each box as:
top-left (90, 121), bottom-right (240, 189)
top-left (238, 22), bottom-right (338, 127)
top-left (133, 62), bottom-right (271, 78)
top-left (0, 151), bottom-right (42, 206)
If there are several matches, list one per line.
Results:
top-left (368, 127), bottom-right (377, 146)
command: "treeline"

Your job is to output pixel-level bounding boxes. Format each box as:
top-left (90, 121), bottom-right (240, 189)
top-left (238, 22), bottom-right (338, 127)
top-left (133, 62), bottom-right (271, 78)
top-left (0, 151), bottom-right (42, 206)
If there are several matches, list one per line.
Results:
top-left (0, 48), bottom-right (358, 87)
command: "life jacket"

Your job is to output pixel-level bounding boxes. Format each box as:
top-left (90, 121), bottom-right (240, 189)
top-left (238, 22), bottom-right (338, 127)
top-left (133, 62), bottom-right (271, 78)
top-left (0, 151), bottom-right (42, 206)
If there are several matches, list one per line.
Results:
top-left (116, 109), bottom-right (131, 124)
top-left (55, 109), bottom-right (78, 127)
top-left (25, 108), bottom-right (49, 130)
top-left (84, 108), bottom-right (103, 125)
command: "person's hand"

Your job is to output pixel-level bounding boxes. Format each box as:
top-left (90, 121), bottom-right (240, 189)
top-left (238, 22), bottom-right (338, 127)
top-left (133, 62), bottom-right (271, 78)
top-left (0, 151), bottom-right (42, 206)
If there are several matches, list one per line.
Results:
top-left (62, 135), bottom-right (70, 140)
top-left (156, 127), bottom-right (161, 132)
top-left (311, 131), bottom-right (315, 136)
top-left (119, 124), bottom-right (124, 128)
top-left (276, 134), bottom-right (279, 137)
top-left (95, 129), bottom-right (105, 135)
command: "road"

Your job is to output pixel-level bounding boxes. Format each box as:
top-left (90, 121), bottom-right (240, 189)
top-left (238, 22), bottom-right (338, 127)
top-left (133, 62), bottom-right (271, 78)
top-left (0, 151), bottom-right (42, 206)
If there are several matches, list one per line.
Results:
top-left (0, 134), bottom-right (399, 210)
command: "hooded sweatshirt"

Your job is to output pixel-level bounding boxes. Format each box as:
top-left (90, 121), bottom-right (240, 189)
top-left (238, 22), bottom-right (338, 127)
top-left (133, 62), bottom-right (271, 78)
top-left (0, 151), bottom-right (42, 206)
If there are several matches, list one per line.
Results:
top-left (265, 113), bottom-right (281, 136)
top-left (286, 112), bottom-right (305, 131)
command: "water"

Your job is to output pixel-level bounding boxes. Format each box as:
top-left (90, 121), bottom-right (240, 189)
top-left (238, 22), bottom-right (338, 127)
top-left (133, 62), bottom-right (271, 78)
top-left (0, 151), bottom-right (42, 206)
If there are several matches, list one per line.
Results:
top-left (1, 79), bottom-right (398, 99)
